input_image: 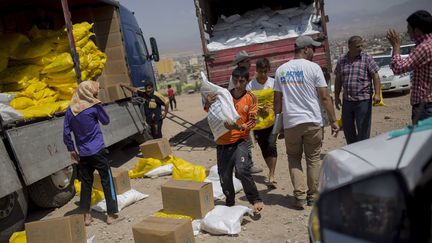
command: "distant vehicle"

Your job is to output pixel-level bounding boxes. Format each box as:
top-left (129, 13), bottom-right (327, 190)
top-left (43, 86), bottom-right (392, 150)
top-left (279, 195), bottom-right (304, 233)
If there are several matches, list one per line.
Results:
top-left (391, 43), bottom-right (416, 59)
top-left (373, 55), bottom-right (410, 94)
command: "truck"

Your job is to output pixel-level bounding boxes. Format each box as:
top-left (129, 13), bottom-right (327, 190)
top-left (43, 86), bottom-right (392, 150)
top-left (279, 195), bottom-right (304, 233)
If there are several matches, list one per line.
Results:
top-left (0, 0), bottom-right (159, 240)
top-left (194, 0), bottom-right (331, 86)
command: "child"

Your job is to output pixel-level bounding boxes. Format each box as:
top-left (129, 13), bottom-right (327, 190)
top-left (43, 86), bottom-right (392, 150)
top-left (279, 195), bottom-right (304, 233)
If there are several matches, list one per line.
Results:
top-left (63, 81), bottom-right (118, 225)
top-left (121, 82), bottom-right (169, 139)
top-left (167, 84), bottom-right (177, 111)
top-left (204, 66), bottom-right (264, 213)
top-left (247, 58), bottom-right (278, 189)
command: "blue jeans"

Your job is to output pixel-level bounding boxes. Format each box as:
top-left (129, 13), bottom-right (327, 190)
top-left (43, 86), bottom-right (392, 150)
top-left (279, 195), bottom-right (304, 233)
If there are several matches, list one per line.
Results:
top-left (412, 103), bottom-right (432, 124)
top-left (342, 100), bottom-right (372, 144)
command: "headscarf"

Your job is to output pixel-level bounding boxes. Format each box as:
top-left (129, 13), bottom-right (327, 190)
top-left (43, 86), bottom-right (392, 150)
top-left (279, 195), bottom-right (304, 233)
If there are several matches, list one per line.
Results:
top-left (69, 80), bottom-right (101, 116)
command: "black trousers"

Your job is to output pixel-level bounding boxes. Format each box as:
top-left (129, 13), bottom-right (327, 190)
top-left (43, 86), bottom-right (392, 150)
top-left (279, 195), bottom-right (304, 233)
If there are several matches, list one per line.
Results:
top-left (149, 120), bottom-right (163, 139)
top-left (217, 139), bottom-right (262, 206)
top-left (169, 96), bottom-right (177, 110)
top-left (79, 149), bottom-right (118, 214)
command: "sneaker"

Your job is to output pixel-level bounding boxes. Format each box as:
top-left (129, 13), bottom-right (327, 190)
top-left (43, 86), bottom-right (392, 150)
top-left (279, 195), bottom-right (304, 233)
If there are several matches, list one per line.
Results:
top-left (294, 198), bottom-right (306, 209)
top-left (250, 165), bottom-right (263, 174)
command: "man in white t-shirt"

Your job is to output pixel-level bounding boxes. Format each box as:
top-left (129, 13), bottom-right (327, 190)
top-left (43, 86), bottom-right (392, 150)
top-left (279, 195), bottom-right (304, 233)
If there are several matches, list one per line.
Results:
top-left (274, 36), bottom-right (339, 209)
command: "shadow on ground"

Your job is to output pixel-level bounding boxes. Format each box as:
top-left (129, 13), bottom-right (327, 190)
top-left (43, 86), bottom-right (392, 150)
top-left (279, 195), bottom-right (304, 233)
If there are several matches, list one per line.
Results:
top-left (169, 118), bottom-right (215, 150)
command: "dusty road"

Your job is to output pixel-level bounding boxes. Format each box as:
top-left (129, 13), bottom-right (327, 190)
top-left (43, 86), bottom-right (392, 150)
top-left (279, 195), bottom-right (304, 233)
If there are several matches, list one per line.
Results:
top-left (27, 91), bottom-right (412, 243)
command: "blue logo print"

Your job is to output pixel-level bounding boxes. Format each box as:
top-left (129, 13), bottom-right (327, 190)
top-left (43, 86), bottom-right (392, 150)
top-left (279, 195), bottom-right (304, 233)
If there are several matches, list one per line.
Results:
top-left (281, 71), bottom-right (304, 84)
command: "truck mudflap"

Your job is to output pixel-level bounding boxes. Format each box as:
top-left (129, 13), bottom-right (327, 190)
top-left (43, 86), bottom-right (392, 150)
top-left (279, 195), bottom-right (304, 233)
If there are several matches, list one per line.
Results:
top-left (6, 100), bottom-right (143, 186)
top-left (0, 141), bottom-right (21, 199)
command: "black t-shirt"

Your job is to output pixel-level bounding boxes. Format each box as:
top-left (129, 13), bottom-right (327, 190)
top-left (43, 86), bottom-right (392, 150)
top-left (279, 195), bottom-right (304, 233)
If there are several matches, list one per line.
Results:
top-left (137, 90), bottom-right (167, 124)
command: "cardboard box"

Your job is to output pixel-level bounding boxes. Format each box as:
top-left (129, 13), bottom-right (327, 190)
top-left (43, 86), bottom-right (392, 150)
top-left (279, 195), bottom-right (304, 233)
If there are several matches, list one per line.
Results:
top-left (93, 168), bottom-right (131, 194)
top-left (132, 217), bottom-right (195, 243)
top-left (25, 215), bottom-right (86, 243)
top-left (140, 138), bottom-right (172, 160)
top-left (161, 180), bottom-right (214, 219)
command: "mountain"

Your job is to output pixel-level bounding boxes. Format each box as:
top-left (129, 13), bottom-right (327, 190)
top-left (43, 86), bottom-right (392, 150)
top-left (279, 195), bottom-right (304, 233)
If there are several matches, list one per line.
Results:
top-left (327, 0), bottom-right (432, 40)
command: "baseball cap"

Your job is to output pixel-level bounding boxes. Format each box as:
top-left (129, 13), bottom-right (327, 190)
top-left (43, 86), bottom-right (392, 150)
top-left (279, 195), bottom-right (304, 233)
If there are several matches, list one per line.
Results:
top-left (295, 36), bottom-right (322, 49)
top-left (232, 50), bottom-right (253, 65)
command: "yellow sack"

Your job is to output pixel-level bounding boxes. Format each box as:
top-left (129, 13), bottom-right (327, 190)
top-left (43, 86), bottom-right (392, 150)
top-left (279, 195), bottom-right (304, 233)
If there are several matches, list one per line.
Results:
top-left (76, 33), bottom-right (94, 48)
top-left (36, 94), bottom-right (58, 105)
top-left (18, 103), bottom-right (60, 118)
top-left (0, 65), bottom-right (41, 85)
top-left (251, 88), bottom-right (275, 130)
top-left (74, 179), bottom-right (105, 206)
top-left (56, 100), bottom-right (70, 112)
top-left (24, 52), bottom-right (58, 66)
top-left (171, 156), bottom-right (206, 182)
top-left (12, 39), bottom-right (53, 60)
top-left (128, 158), bottom-right (163, 179)
top-left (45, 77), bottom-right (77, 86)
top-left (0, 33), bottom-right (30, 56)
top-left (41, 53), bottom-right (73, 73)
top-left (337, 117), bottom-right (343, 129)
top-left (21, 82), bottom-right (47, 98)
top-left (29, 26), bottom-right (60, 40)
top-left (72, 22), bottom-right (94, 42)
top-left (33, 88), bottom-right (57, 100)
top-left (373, 89), bottom-right (385, 107)
top-left (47, 68), bottom-right (76, 80)
top-left (153, 211), bottom-right (193, 221)
top-left (9, 231), bottom-right (27, 243)
top-left (10, 97), bottom-right (35, 110)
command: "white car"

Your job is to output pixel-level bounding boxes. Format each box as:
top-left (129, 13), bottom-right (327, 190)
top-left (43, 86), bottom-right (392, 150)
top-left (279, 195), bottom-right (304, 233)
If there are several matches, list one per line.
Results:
top-left (309, 121), bottom-right (432, 242)
top-left (373, 55), bottom-right (411, 93)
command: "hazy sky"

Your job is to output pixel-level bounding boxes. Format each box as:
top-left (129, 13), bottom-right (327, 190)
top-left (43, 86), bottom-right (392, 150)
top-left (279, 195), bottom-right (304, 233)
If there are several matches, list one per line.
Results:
top-left (119, 0), bottom-right (425, 56)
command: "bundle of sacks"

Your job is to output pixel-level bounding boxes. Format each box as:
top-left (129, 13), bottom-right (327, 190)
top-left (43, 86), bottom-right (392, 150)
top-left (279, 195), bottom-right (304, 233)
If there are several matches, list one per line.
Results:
top-left (0, 22), bottom-right (107, 119)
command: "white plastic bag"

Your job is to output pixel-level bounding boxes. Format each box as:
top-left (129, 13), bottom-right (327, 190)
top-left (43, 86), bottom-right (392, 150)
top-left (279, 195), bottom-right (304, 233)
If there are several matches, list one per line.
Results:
top-left (201, 205), bottom-right (253, 235)
top-left (92, 189), bottom-right (149, 212)
top-left (0, 103), bottom-right (23, 121)
top-left (144, 164), bottom-right (173, 178)
top-left (204, 165), bottom-right (243, 200)
top-left (200, 72), bottom-right (240, 141)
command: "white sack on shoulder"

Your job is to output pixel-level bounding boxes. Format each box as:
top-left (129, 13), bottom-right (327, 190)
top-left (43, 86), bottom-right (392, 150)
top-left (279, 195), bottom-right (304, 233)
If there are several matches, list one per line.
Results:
top-left (200, 72), bottom-right (239, 141)
top-left (92, 189), bottom-right (149, 212)
top-left (145, 164), bottom-right (173, 178)
top-left (201, 205), bottom-right (253, 235)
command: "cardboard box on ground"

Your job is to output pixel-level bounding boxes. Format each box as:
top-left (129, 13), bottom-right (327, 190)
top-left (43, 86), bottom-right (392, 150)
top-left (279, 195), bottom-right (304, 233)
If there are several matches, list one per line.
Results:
top-left (161, 180), bottom-right (214, 219)
top-left (132, 217), bottom-right (195, 243)
top-left (139, 138), bottom-right (172, 160)
top-left (25, 215), bottom-right (86, 243)
top-left (93, 168), bottom-right (131, 194)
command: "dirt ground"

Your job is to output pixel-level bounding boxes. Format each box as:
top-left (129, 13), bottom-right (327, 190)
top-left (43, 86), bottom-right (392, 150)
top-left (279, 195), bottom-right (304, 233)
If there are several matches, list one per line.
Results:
top-left (27, 91), bottom-right (412, 243)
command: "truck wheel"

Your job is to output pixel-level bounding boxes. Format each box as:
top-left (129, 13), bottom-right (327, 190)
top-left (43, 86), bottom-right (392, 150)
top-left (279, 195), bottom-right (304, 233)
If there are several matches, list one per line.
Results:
top-left (0, 189), bottom-right (28, 242)
top-left (28, 165), bottom-right (76, 208)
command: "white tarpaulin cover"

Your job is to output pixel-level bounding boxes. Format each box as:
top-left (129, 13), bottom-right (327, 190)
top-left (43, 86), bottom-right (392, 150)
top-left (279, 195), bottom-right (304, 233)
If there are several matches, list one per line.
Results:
top-left (207, 4), bottom-right (321, 51)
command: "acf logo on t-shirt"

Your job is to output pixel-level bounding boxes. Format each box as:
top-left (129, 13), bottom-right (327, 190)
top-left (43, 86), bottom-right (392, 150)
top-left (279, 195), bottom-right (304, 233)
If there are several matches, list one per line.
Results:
top-left (279, 70), bottom-right (305, 84)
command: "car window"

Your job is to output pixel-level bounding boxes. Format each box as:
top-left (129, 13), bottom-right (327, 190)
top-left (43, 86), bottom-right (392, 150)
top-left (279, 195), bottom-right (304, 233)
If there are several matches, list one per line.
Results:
top-left (373, 56), bottom-right (392, 67)
top-left (400, 45), bottom-right (415, 56)
top-left (135, 32), bottom-right (149, 57)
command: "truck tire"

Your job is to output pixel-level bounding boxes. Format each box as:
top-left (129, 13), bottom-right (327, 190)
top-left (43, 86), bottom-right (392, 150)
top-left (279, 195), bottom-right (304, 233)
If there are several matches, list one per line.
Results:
top-left (28, 165), bottom-right (76, 208)
top-left (0, 189), bottom-right (28, 242)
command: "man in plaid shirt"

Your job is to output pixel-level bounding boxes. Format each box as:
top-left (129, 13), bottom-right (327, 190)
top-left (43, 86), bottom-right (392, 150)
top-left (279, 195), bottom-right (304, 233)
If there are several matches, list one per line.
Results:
top-left (387, 10), bottom-right (432, 124)
top-left (334, 36), bottom-right (381, 144)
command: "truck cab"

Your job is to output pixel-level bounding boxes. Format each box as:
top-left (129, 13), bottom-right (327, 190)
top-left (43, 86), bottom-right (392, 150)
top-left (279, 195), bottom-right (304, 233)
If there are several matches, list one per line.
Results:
top-left (0, 0), bottom-right (159, 240)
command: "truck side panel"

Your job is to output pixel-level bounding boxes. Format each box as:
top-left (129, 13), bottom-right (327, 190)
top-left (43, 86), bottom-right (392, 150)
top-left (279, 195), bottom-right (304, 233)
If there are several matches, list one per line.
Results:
top-left (206, 37), bottom-right (329, 86)
top-left (6, 101), bottom-right (143, 186)
top-left (0, 141), bottom-right (22, 199)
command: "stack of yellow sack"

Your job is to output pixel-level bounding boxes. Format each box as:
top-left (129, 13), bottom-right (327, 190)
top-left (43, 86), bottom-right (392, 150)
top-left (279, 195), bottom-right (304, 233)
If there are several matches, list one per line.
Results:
top-left (0, 22), bottom-right (107, 119)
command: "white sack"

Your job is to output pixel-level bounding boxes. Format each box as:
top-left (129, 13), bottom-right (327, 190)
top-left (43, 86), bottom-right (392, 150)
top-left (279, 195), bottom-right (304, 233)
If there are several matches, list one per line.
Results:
top-left (205, 165), bottom-right (243, 200)
top-left (200, 72), bottom-right (239, 141)
top-left (144, 164), bottom-right (173, 178)
top-left (92, 189), bottom-right (149, 212)
top-left (192, 219), bottom-right (202, 236)
top-left (0, 104), bottom-right (23, 122)
top-left (0, 93), bottom-right (16, 104)
top-left (201, 205), bottom-right (253, 235)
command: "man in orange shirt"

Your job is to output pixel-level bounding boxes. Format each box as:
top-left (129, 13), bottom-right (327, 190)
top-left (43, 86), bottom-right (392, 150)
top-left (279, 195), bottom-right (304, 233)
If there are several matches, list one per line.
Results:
top-left (204, 66), bottom-right (264, 213)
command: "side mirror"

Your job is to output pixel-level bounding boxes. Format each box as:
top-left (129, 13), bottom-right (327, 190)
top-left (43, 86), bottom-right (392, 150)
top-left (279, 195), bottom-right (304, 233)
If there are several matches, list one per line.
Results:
top-left (150, 37), bottom-right (160, 62)
top-left (317, 170), bottom-right (411, 243)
